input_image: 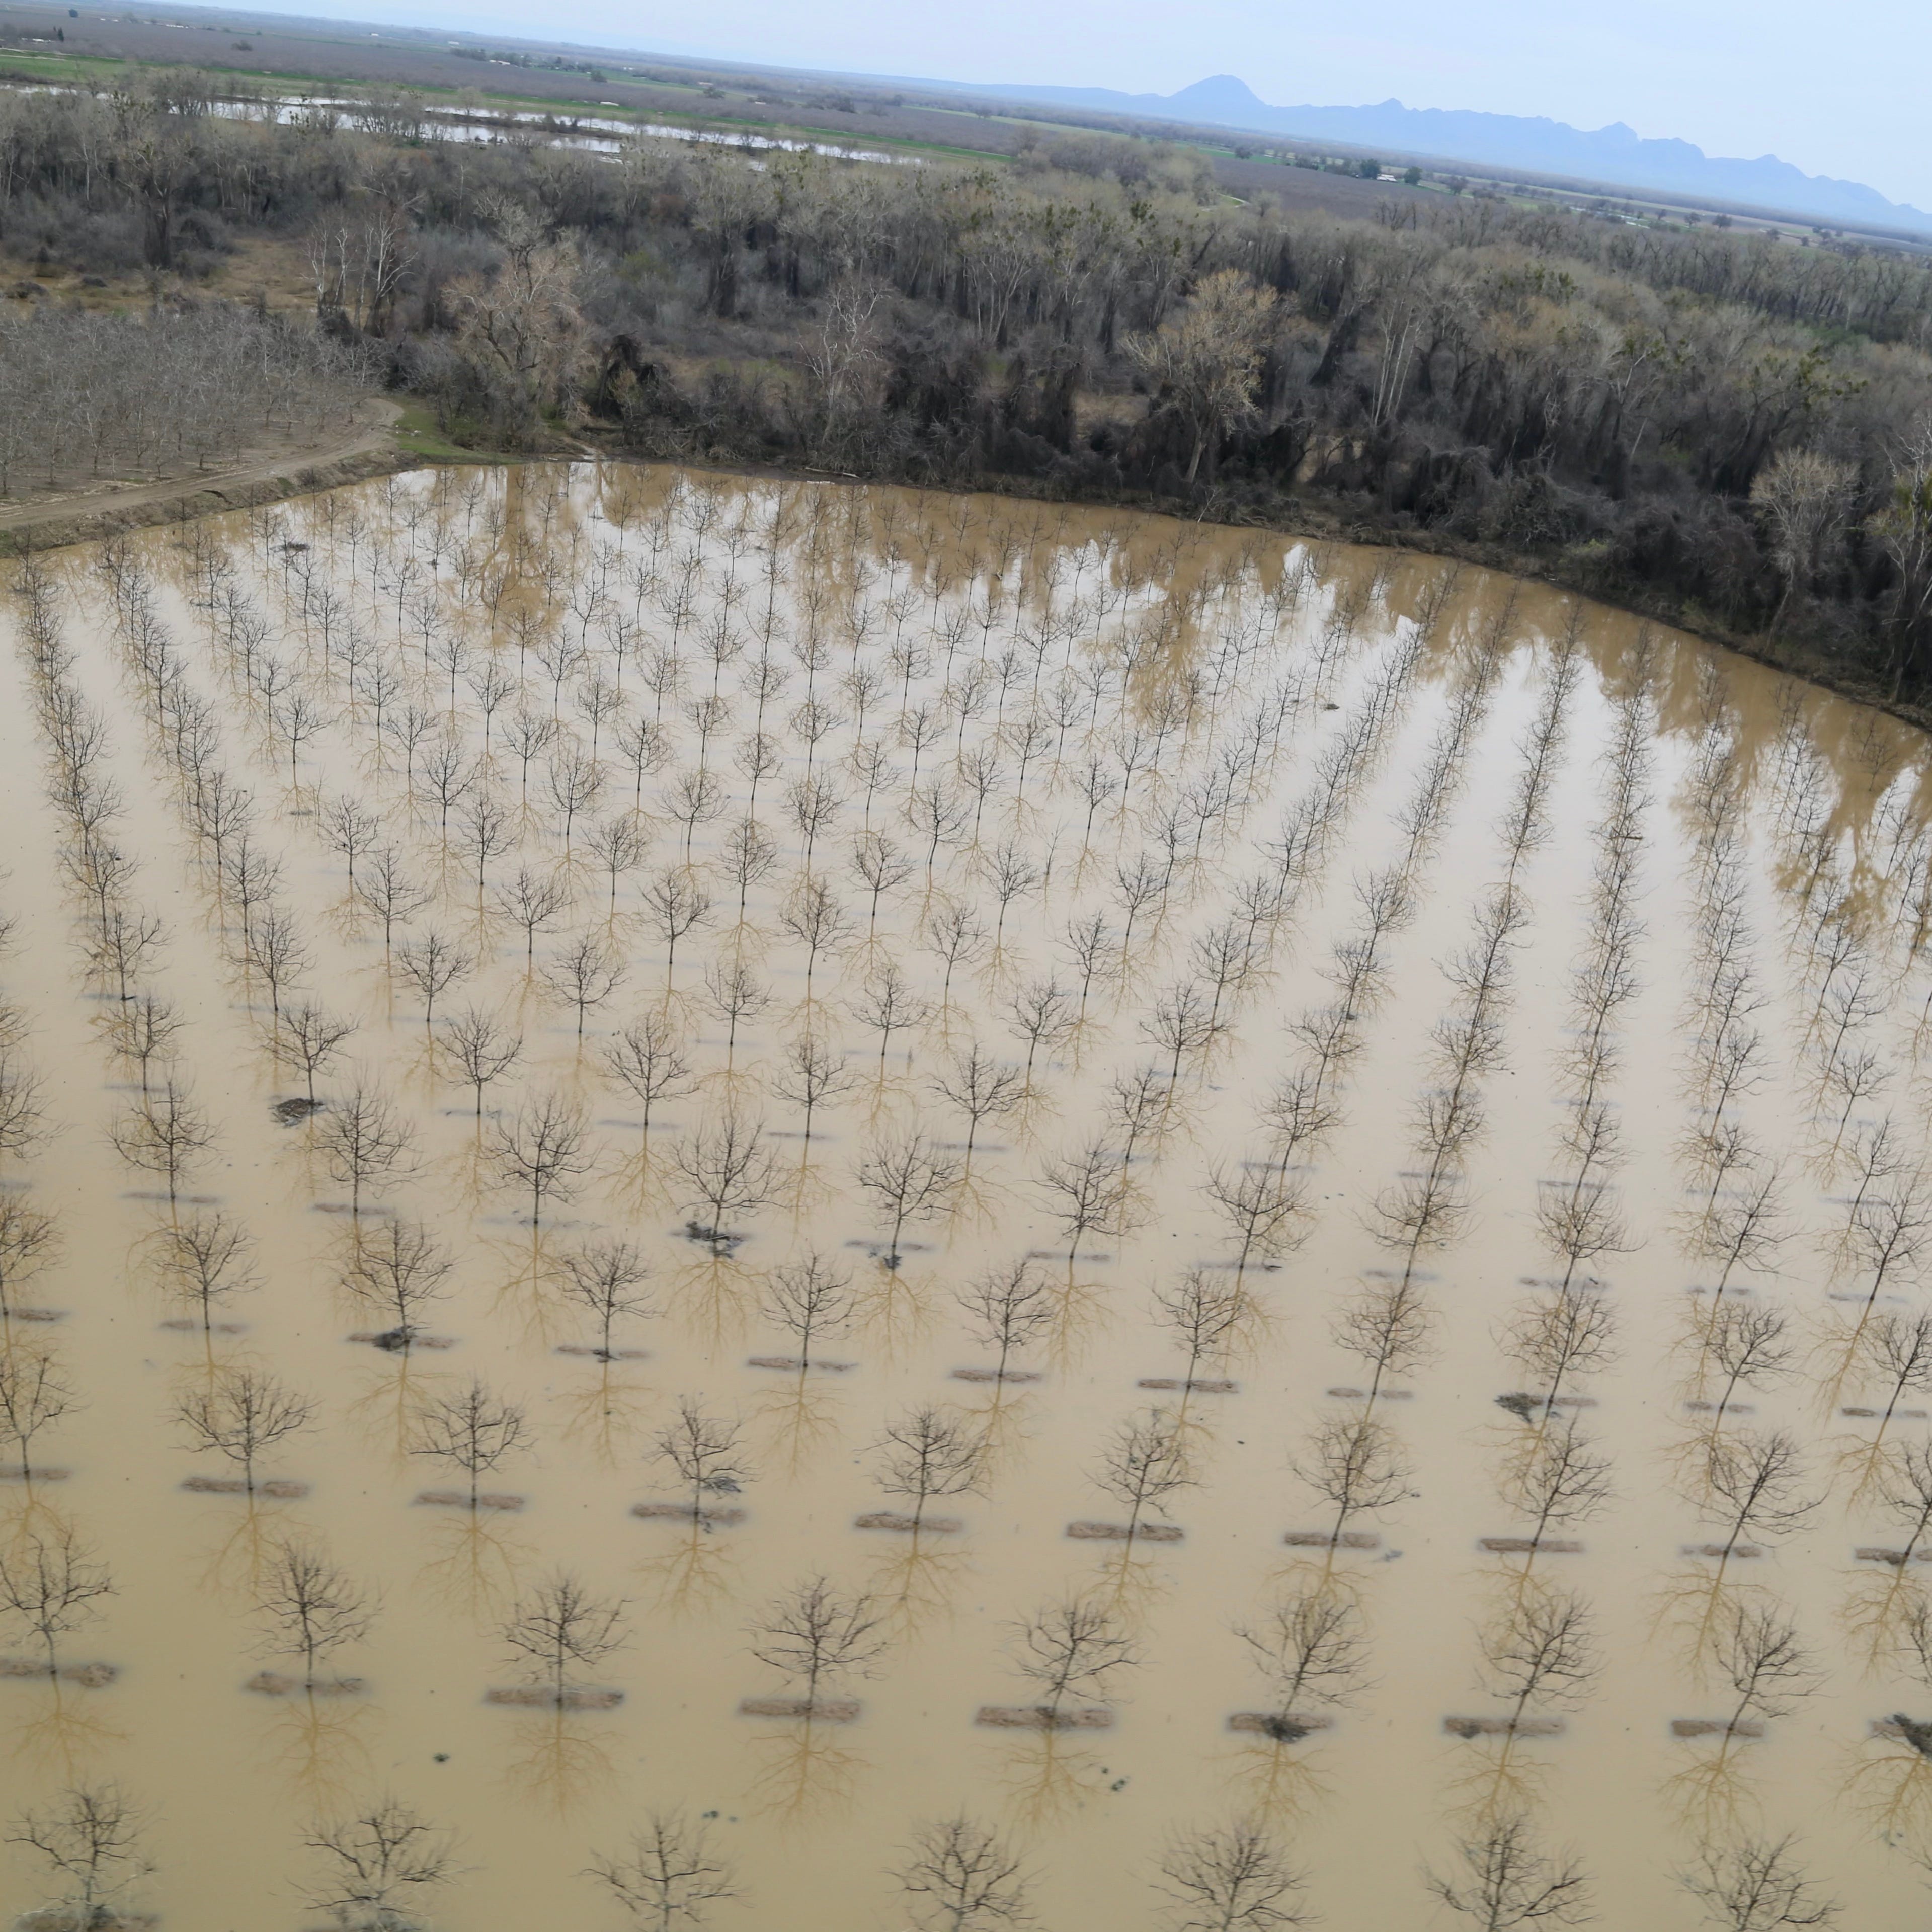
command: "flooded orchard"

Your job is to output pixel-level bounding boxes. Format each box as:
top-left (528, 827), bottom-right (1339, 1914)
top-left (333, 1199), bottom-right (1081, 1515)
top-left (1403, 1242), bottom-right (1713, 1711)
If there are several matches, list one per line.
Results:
top-left (2, 463), bottom-right (1930, 1929)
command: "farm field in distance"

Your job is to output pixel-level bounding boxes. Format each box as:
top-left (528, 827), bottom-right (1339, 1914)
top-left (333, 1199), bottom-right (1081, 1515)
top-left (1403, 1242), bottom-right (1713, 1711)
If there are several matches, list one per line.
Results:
top-left (2, 463), bottom-right (1932, 1926)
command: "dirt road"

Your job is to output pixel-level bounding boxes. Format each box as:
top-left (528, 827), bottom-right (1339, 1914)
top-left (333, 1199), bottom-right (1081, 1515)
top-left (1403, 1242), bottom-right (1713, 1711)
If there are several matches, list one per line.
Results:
top-left (0, 398), bottom-right (417, 552)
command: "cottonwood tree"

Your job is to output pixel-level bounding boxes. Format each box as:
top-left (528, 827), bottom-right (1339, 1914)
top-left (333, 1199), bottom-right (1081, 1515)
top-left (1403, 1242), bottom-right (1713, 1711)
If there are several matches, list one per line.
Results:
top-left (1751, 449), bottom-right (1857, 640)
top-left (301, 1797), bottom-right (456, 1932)
top-left (176, 1367), bottom-right (314, 1499)
top-left (653, 1398), bottom-right (751, 1519)
top-left (747, 1575), bottom-right (889, 1710)
top-left (553, 1238), bottom-right (654, 1360)
top-left (1156, 1820), bottom-right (1310, 1930)
top-left (1008, 1599), bottom-right (1138, 1722)
top-left (411, 1378), bottom-right (529, 1512)
top-left (255, 1537), bottom-right (376, 1682)
top-left (5, 1785), bottom-right (152, 1929)
top-left (501, 1571), bottom-right (629, 1704)
top-left (588, 1812), bottom-right (742, 1931)
top-left (871, 1407), bottom-right (985, 1530)
top-left (892, 1815), bottom-right (1033, 1932)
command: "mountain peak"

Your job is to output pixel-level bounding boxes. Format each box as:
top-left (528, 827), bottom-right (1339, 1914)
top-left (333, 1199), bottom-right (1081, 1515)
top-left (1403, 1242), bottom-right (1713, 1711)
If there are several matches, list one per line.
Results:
top-left (1166, 74), bottom-right (1268, 111)
top-left (972, 73), bottom-right (1930, 234)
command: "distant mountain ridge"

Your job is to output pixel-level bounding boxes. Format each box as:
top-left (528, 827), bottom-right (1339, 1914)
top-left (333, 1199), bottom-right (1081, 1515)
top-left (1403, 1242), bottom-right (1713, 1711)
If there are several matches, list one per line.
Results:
top-left (967, 73), bottom-right (1932, 235)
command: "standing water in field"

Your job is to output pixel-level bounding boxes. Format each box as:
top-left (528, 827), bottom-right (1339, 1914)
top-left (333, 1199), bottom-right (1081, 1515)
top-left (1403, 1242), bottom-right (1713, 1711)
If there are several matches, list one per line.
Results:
top-left (1, 461), bottom-right (1928, 1929)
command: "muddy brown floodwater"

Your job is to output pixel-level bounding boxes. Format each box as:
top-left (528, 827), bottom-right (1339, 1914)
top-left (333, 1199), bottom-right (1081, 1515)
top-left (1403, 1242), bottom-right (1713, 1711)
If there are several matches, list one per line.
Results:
top-left (1, 463), bottom-right (1930, 1930)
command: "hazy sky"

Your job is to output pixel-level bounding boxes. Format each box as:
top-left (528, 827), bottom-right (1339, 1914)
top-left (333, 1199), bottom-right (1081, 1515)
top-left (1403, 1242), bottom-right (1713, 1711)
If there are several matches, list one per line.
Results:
top-left (233, 0), bottom-right (1931, 206)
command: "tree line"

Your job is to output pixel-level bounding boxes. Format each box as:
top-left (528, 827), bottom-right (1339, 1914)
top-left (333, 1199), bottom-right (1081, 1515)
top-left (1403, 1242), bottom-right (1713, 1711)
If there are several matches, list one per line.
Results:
top-left (7, 69), bottom-right (1932, 693)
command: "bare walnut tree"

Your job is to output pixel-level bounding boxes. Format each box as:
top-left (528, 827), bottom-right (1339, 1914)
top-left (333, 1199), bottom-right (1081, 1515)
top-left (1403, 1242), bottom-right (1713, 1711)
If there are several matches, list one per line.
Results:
top-left (0, 1193), bottom-right (60, 1323)
top-left (1236, 1588), bottom-right (1371, 1738)
top-left (6, 1785), bottom-right (152, 1928)
top-left (1426, 1813), bottom-right (1593, 1930)
top-left (1090, 1407), bottom-right (1194, 1541)
top-left (893, 1815), bottom-right (1034, 1932)
top-left (1153, 1268), bottom-right (1259, 1384)
top-left (957, 1260), bottom-right (1055, 1384)
top-left (255, 1537), bottom-right (377, 1683)
top-left (0, 1521), bottom-right (113, 1676)
top-left (491, 1088), bottom-right (595, 1227)
top-left (552, 1238), bottom-right (654, 1360)
top-left (672, 1112), bottom-right (780, 1246)
top-left (1008, 1599), bottom-right (1138, 1723)
top-left (747, 1575), bottom-right (890, 1710)
top-left (761, 1250), bottom-right (857, 1365)
top-left (856, 1128), bottom-right (962, 1269)
top-left (1678, 1835), bottom-right (1839, 1930)
top-left (342, 1218), bottom-right (452, 1349)
top-left (653, 1397), bottom-right (752, 1520)
top-left (501, 1571), bottom-right (629, 1705)
top-left (440, 1004), bottom-right (525, 1120)
top-left (108, 1075), bottom-right (215, 1207)
top-left (603, 1011), bottom-right (698, 1141)
top-left (870, 1406), bottom-right (986, 1530)
top-left (1156, 1820), bottom-right (1311, 1930)
top-left (0, 1343), bottom-right (76, 1481)
top-left (588, 1812), bottom-right (742, 1930)
top-left (411, 1378), bottom-right (529, 1512)
top-left (301, 1798), bottom-right (456, 1932)
top-left (176, 1366), bottom-right (315, 1499)
top-left (314, 1080), bottom-right (417, 1219)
